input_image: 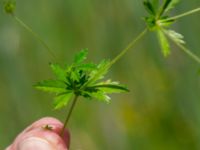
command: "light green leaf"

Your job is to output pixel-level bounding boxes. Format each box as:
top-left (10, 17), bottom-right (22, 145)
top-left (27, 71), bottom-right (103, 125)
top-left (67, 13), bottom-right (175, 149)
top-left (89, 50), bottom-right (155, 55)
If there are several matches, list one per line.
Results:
top-left (53, 92), bottom-right (73, 109)
top-left (77, 63), bottom-right (97, 71)
top-left (34, 80), bottom-right (66, 93)
top-left (50, 63), bottom-right (66, 81)
top-left (74, 49), bottom-right (88, 64)
top-left (89, 60), bottom-right (111, 84)
top-left (88, 91), bottom-right (111, 103)
top-left (166, 30), bottom-right (185, 44)
top-left (70, 70), bottom-right (80, 82)
top-left (157, 30), bottom-right (170, 57)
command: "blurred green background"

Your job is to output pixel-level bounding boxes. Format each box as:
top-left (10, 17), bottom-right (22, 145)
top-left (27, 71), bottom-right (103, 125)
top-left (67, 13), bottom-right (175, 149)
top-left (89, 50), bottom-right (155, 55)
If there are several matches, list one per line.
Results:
top-left (1, 0), bottom-right (200, 149)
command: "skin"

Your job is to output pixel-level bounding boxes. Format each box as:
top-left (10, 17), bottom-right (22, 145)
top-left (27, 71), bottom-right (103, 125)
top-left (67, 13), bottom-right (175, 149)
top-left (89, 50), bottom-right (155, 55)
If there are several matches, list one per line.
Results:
top-left (6, 117), bottom-right (70, 150)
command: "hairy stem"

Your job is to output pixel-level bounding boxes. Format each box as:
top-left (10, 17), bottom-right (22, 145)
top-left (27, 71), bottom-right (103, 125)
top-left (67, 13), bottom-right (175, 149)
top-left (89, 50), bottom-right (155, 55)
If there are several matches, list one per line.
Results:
top-left (175, 42), bottom-right (200, 64)
top-left (166, 7), bottom-right (200, 21)
top-left (110, 28), bottom-right (148, 66)
top-left (163, 30), bottom-right (200, 64)
top-left (12, 15), bottom-right (57, 61)
top-left (60, 95), bottom-right (79, 136)
top-left (82, 28), bottom-right (148, 88)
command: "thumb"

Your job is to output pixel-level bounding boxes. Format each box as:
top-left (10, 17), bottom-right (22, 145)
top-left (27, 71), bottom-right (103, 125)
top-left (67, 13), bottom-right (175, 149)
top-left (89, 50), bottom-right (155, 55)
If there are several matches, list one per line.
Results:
top-left (6, 117), bottom-right (70, 150)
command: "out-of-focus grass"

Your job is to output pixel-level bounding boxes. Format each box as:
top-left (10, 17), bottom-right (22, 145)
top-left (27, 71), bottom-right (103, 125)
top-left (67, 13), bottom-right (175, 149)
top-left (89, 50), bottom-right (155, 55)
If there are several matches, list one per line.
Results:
top-left (0, 0), bottom-right (200, 149)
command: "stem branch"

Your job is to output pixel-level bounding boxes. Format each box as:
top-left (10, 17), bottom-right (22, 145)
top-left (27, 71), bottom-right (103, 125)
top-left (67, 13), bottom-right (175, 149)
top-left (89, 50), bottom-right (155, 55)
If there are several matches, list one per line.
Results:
top-left (60, 95), bottom-right (79, 136)
top-left (12, 15), bottom-right (57, 61)
top-left (110, 28), bottom-right (148, 66)
top-left (166, 7), bottom-right (200, 21)
top-left (163, 30), bottom-right (200, 64)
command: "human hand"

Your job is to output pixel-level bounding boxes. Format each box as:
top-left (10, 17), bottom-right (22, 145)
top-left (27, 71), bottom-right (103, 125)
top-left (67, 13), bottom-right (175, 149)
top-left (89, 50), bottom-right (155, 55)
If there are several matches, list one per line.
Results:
top-left (6, 117), bottom-right (70, 150)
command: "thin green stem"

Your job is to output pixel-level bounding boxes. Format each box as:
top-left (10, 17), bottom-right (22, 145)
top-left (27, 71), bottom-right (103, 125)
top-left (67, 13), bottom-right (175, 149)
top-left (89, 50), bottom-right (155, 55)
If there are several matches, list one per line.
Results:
top-left (175, 42), bottom-right (200, 64)
top-left (12, 15), bottom-right (57, 61)
top-left (60, 95), bottom-right (79, 136)
top-left (166, 7), bottom-right (200, 21)
top-left (110, 28), bottom-right (148, 66)
top-left (82, 28), bottom-right (148, 88)
top-left (163, 30), bottom-right (200, 64)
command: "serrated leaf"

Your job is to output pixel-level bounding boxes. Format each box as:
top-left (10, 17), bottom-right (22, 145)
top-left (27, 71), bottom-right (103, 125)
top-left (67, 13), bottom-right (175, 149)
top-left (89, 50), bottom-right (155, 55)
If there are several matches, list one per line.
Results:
top-left (143, 0), bottom-right (155, 15)
top-left (74, 49), bottom-right (88, 64)
top-left (166, 30), bottom-right (185, 44)
top-left (53, 92), bottom-right (73, 109)
top-left (50, 63), bottom-right (66, 81)
top-left (35, 80), bottom-right (66, 93)
top-left (157, 30), bottom-right (170, 57)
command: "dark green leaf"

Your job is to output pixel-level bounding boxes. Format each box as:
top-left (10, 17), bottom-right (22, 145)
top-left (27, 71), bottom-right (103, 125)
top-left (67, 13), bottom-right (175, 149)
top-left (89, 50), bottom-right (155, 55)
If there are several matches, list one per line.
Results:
top-left (143, 0), bottom-right (155, 15)
top-left (74, 49), bottom-right (88, 64)
top-left (159, 0), bottom-right (172, 16)
top-left (91, 83), bottom-right (129, 93)
top-left (53, 92), bottom-right (73, 109)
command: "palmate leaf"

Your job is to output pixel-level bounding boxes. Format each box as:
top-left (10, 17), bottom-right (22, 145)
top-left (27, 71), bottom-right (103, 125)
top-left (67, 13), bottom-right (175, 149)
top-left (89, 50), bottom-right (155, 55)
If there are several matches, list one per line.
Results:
top-left (157, 30), bottom-right (170, 57)
top-left (35, 49), bottom-right (129, 110)
top-left (53, 92), bottom-right (73, 109)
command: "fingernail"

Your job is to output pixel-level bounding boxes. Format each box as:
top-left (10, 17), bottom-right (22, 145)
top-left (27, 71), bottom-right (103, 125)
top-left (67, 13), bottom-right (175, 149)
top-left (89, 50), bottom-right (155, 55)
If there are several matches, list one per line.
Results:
top-left (18, 137), bottom-right (53, 150)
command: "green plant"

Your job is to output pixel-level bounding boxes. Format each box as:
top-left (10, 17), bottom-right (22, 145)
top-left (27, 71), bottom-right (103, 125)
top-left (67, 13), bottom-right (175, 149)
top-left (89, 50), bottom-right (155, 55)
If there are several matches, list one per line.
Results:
top-left (3, 0), bottom-right (200, 135)
top-left (143, 0), bottom-right (200, 62)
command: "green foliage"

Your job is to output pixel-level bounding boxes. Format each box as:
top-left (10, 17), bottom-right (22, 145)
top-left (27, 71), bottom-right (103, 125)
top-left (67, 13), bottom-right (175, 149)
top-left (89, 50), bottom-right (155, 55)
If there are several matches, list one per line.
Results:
top-left (35, 49), bottom-right (129, 109)
top-left (143, 0), bottom-right (185, 57)
top-left (3, 0), bottom-right (16, 14)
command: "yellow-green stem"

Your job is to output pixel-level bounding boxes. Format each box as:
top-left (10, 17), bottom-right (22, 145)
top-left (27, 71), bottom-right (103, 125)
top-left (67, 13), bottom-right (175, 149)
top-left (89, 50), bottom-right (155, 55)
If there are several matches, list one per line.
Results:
top-left (82, 28), bottom-right (148, 88)
top-left (175, 42), bottom-right (200, 64)
top-left (110, 28), bottom-right (148, 66)
top-left (12, 15), bottom-right (57, 61)
top-left (166, 7), bottom-right (200, 21)
top-left (163, 30), bottom-right (200, 64)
